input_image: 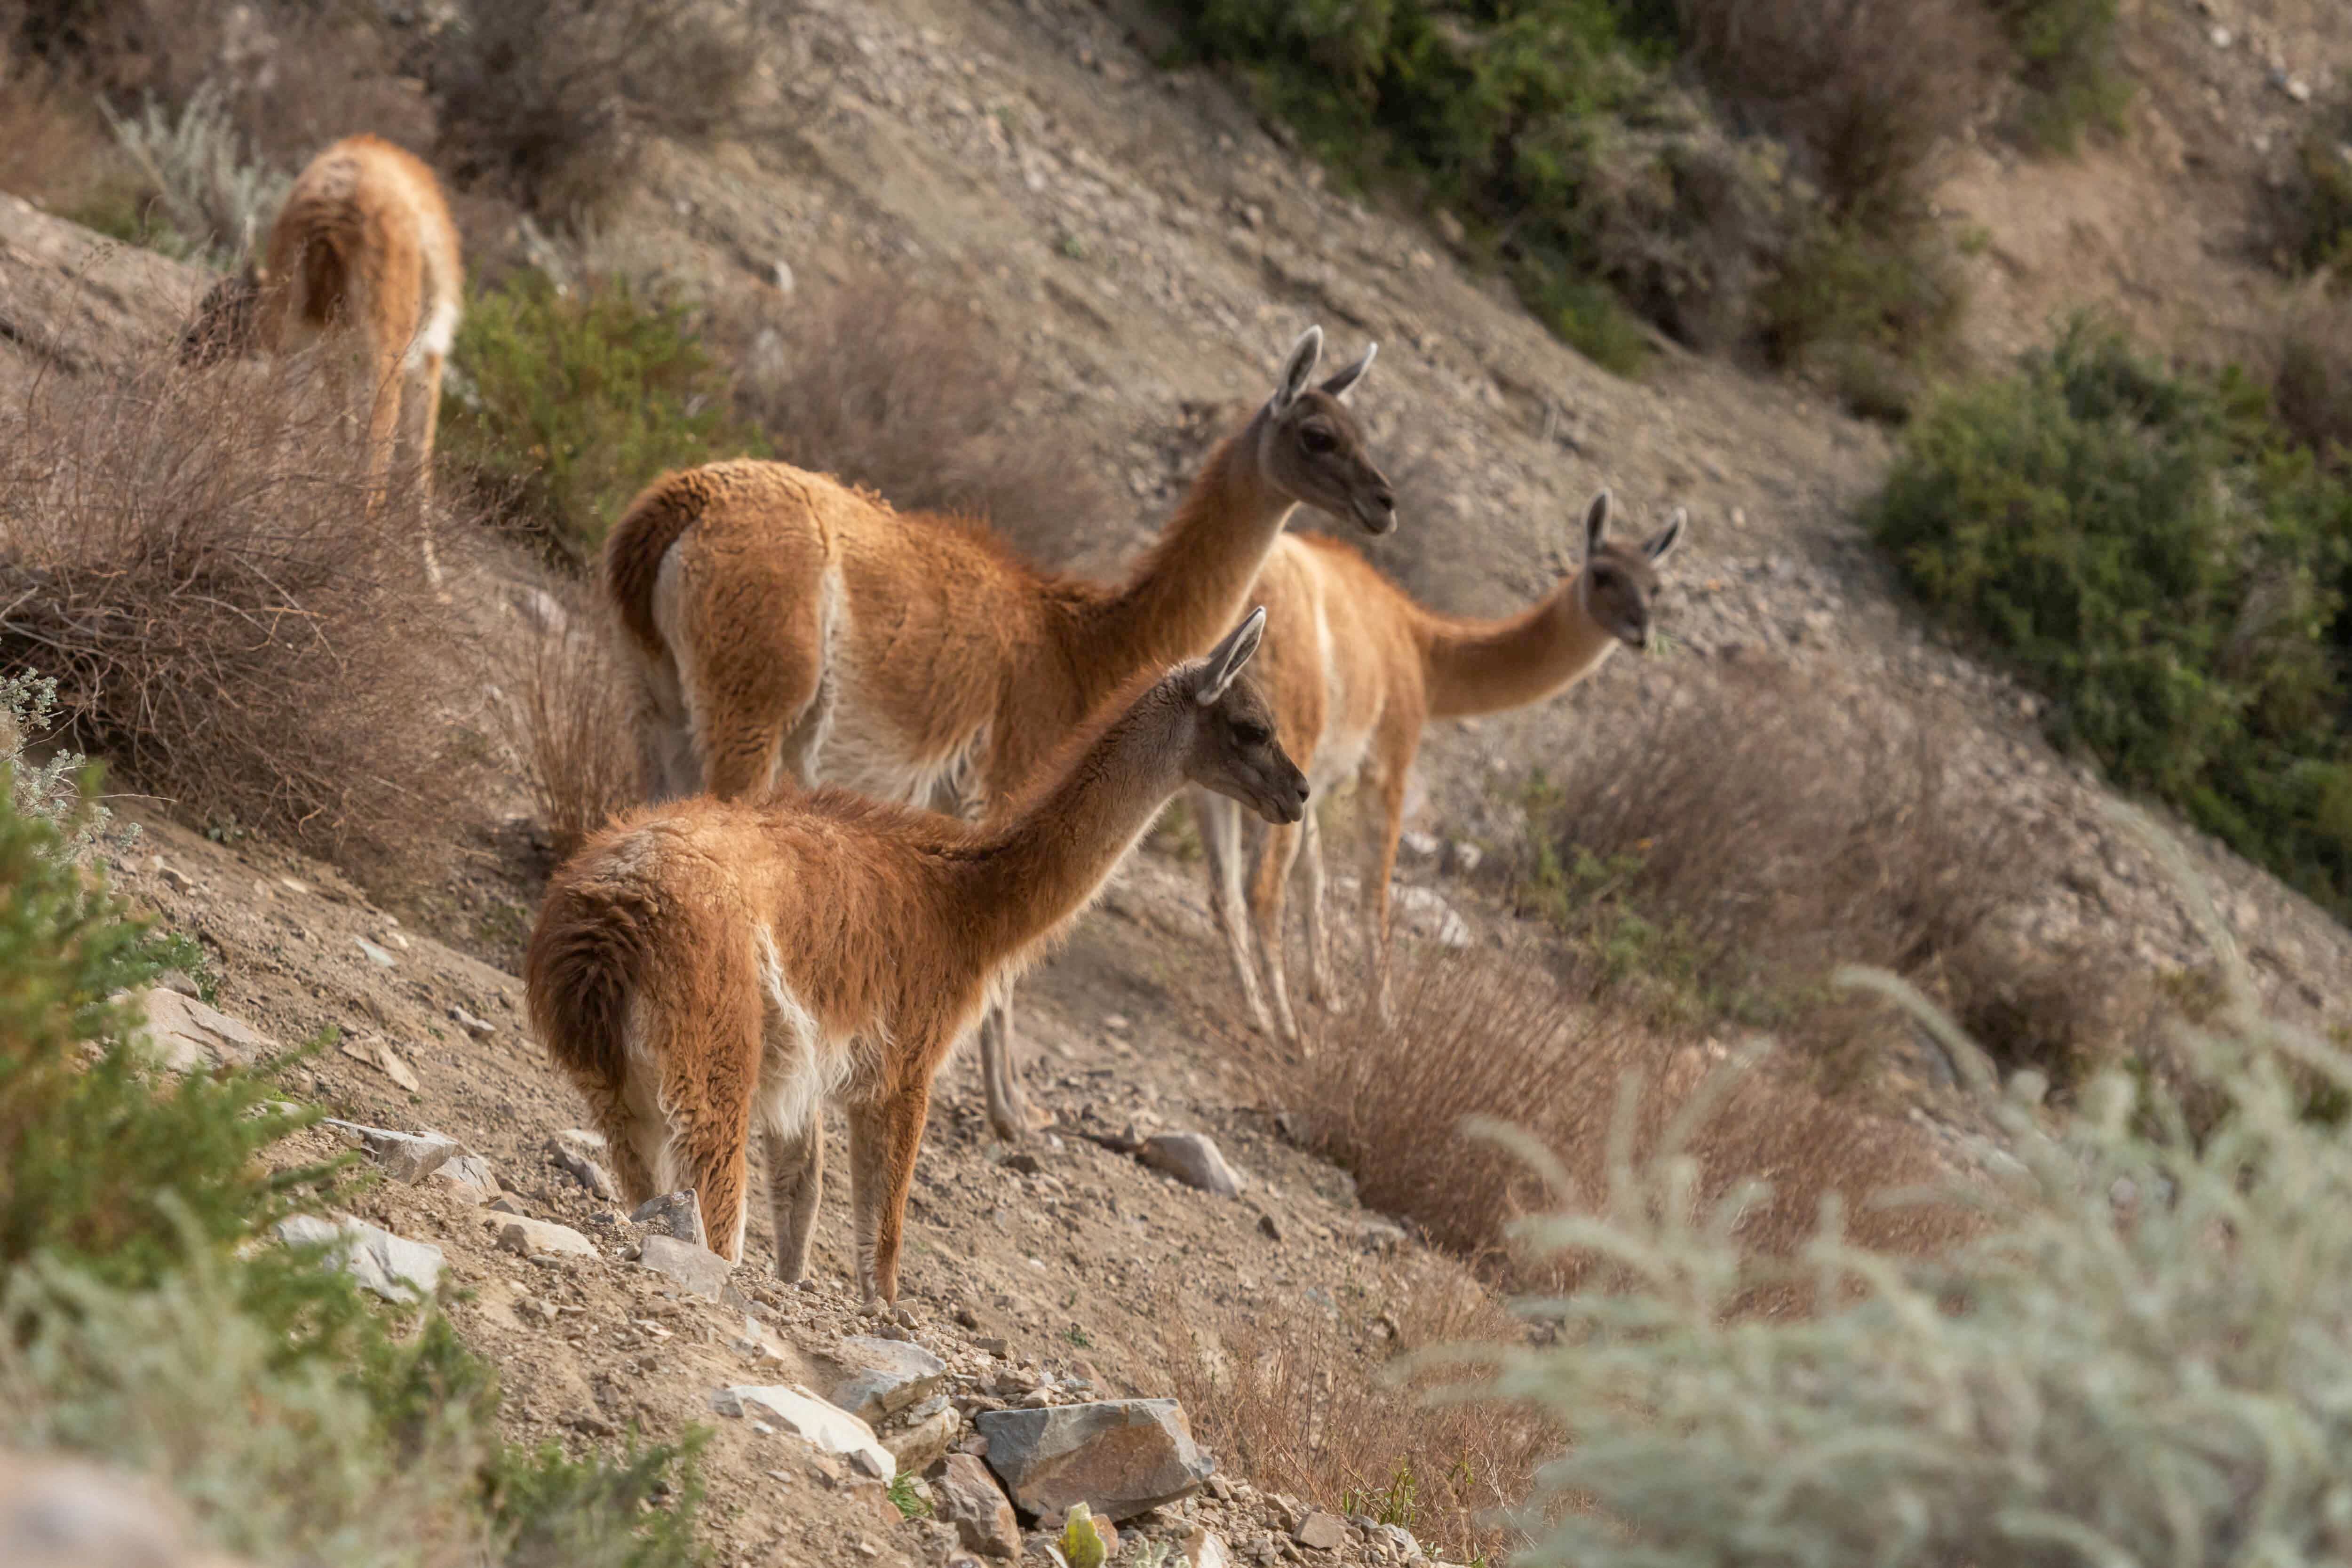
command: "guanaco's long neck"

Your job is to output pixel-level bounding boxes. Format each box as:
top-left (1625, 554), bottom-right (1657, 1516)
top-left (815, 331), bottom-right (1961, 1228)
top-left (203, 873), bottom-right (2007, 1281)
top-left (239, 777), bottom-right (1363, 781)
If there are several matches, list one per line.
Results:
top-left (1075, 417), bottom-right (1291, 707)
top-left (950, 687), bottom-right (1190, 964)
top-left (1413, 576), bottom-right (1621, 720)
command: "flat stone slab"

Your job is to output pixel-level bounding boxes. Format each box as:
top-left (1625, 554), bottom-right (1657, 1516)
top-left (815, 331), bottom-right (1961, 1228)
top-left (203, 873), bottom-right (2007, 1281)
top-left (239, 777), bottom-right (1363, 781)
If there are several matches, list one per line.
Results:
top-left (639, 1234), bottom-right (732, 1299)
top-left (497, 1217), bottom-right (597, 1259)
top-left (323, 1120), bottom-right (459, 1183)
top-left (127, 988), bottom-right (274, 1071)
top-left (936, 1451), bottom-right (1023, 1559)
top-left (431, 1154), bottom-right (501, 1203)
top-left (631, 1189), bottom-right (707, 1246)
top-left (710, 1385), bottom-right (893, 1479)
top-left (274, 1215), bottom-right (443, 1303)
top-left (975, 1399), bottom-right (1215, 1520)
top-left (1137, 1132), bottom-right (1246, 1198)
top-left (830, 1335), bottom-right (948, 1423)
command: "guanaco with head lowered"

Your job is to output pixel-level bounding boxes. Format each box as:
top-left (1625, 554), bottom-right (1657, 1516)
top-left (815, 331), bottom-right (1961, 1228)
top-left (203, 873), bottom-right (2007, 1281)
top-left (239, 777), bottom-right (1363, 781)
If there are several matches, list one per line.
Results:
top-left (1197, 489), bottom-right (1685, 1042)
top-left (602, 326), bottom-right (1393, 1139)
top-left (180, 134), bottom-right (461, 583)
top-left (526, 611), bottom-right (1303, 1303)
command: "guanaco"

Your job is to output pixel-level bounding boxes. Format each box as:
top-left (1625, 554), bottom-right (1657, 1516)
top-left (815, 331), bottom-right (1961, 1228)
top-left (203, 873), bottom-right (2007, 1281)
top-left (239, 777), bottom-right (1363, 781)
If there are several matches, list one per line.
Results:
top-left (1196, 489), bottom-right (1685, 1042)
top-left (179, 134), bottom-right (462, 583)
top-left (526, 611), bottom-right (1304, 1302)
top-left (603, 325), bottom-right (1393, 1139)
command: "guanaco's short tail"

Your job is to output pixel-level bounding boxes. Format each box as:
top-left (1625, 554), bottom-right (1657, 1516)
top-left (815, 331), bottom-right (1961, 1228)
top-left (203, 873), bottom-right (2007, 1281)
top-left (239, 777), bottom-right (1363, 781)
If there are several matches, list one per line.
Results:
top-left (525, 865), bottom-right (660, 1097)
top-left (605, 468), bottom-right (720, 657)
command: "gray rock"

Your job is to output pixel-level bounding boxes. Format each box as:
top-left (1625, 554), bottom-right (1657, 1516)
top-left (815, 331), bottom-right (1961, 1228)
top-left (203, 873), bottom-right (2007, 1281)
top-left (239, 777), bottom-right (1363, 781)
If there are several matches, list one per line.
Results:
top-left (975, 1399), bottom-right (1214, 1520)
top-left (323, 1120), bottom-right (459, 1182)
top-left (547, 1130), bottom-right (618, 1201)
top-left (1293, 1512), bottom-right (1349, 1551)
top-left (639, 1234), bottom-right (732, 1299)
top-left (127, 987), bottom-right (273, 1071)
top-left (449, 1004), bottom-right (496, 1036)
top-left (935, 1452), bottom-right (1023, 1559)
top-left (831, 1335), bottom-right (948, 1423)
top-left (1446, 840), bottom-right (1484, 876)
top-left (274, 1215), bottom-right (443, 1303)
top-left (1398, 830), bottom-right (1442, 861)
top-left (0, 1449), bottom-right (254, 1568)
top-left (353, 936), bottom-right (397, 969)
top-left (1185, 1528), bottom-right (1235, 1568)
top-left (1138, 1132), bottom-right (1246, 1198)
top-left (497, 1217), bottom-right (597, 1259)
top-left (1395, 886), bottom-right (1471, 948)
top-left (711, 1384), bottom-right (894, 1478)
top-left (884, 1406), bottom-right (961, 1476)
top-left (631, 1189), bottom-right (707, 1246)
top-left (431, 1154), bottom-right (501, 1203)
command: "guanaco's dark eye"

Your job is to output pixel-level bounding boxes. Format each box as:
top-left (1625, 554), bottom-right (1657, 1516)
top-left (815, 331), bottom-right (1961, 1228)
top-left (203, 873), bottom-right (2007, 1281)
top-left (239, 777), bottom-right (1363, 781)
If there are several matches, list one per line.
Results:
top-left (1233, 721), bottom-right (1272, 746)
top-left (1299, 426), bottom-right (1336, 454)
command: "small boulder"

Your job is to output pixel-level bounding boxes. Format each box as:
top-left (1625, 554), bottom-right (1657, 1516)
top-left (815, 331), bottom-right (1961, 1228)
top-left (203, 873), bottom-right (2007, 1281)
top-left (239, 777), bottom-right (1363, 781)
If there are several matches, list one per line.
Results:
top-left (1137, 1132), bottom-right (1245, 1198)
top-left (1184, 1528), bottom-right (1234, 1568)
top-left (323, 1119), bottom-right (459, 1183)
top-left (497, 1216), bottom-right (597, 1259)
top-left (975, 1398), bottom-right (1214, 1520)
top-left (0, 1448), bottom-right (258, 1568)
top-left (639, 1234), bottom-right (732, 1299)
top-left (431, 1154), bottom-right (501, 1204)
top-left (275, 1215), bottom-right (443, 1303)
top-left (1394, 886), bottom-right (1471, 949)
top-left (1293, 1512), bottom-right (1350, 1552)
top-left (830, 1335), bottom-right (948, 1423)
top-left (710, 1385), bottom-right (892, 1479)
top-left (547, 1130), bottom-right (618, 1201)
top-left (935, 1452), bottom-right (1023, 1559)
top-left (884, 1405), bottom-right (961, 1475)
top-left (128, 988), bottom-right (273, 1071)
top-left (631, 1189), bottom-right (707, 1246)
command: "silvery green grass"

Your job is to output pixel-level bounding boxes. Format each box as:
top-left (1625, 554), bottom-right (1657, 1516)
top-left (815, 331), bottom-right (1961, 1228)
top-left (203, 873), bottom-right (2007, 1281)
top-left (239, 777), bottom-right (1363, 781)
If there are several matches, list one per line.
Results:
top-left (1461, 800), bottom-right (2352, 1568)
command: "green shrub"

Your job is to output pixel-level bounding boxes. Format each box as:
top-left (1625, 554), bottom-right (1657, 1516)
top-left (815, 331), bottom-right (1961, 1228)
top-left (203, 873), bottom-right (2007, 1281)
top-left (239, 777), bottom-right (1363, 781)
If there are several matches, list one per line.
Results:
top-left (1473, 807), bottom-right (2352, 1568)
top-left (1873, 318), bottom-right (2352, 915)
top-left (1985, 0), bottom-right (2130, 150)
top-left (0, 775), bottom-right (706, 1568)
top-left (441, 271), bottom-right (765, 559)
top-left (2292, 97), bottom-right (2352, 281)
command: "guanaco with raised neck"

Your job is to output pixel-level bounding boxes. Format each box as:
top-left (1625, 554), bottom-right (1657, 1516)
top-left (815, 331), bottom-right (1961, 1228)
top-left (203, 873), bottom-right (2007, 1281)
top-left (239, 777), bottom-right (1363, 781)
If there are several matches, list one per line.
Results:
top-left (1195, 489), bottom-right (1685, 1041)
top-left (525, 612), bottom-right (1304, 1304)
top-left (179, 134), bottom-right (462, 585)
top-left (601, 326), bottom-right (1394, 1139)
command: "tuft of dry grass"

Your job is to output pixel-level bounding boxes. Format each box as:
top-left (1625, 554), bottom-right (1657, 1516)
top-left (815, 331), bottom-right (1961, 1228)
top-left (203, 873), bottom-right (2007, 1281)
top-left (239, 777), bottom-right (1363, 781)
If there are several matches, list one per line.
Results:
top-left (1284, 948), bottom-right (1972, 1299)
top-left (0, 340), bottom-right (490, 884)
top-left (491, 576), bottom-right (636, 859)
top-left (1522, 655), bottom-right (2129, 1087)
top-left (427, 0), bottom-right (773, 217)
top-left (2268, 283), bottom-right (2352, 461)
top-left (731, 273), bottom-right (1119, 563)
top-left (1160, 1254), bottom-right (1555, 1565)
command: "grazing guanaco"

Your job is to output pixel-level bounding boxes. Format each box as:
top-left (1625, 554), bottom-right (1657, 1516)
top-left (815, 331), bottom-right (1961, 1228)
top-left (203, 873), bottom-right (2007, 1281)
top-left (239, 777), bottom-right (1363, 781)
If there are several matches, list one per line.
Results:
top-left (526, 611), bottom-right (1304, 1302)
top-left (1196, 490), bottom-right (1685, 1042)
top-left (603, 326), bottom-right (1393, 1139)
top-left (179, 134), bottom-right (462, 583)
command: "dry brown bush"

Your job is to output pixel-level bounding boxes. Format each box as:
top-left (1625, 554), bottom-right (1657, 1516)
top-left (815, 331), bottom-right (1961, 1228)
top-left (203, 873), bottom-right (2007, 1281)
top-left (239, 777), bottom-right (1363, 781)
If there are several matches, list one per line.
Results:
top-left (1160, 1254), bottom-right (1555, 1565)
top-left (427, 0), bottom-right (774, 216)
top-left (731, 274), bottom-right (1119, 563)
top-left (1284, 948), bottom-right (1971, 1298)
top-left (2269, 283), bottom-right (2352, 461)
top-left (1677, 0), bottom-right (1996, 216)
top-left (491, 576), bottom-right (636, 859)
top-left (0, 344), bottom-right (489, 883)
top-left (1524, 655), bottom-right (2127, 1086)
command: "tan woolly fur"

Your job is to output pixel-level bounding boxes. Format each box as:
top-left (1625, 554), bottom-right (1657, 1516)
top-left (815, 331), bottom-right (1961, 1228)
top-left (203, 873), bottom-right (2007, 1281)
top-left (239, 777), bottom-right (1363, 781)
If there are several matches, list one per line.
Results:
top-left (1197, 489), bottom-right (1686, 1042)
top-left (600, 324), bottom-right (1395, 1138)
top-left (524, 613), bottom-right (1305, 1304)
top-left (179, 134), bottom-right (462, 584)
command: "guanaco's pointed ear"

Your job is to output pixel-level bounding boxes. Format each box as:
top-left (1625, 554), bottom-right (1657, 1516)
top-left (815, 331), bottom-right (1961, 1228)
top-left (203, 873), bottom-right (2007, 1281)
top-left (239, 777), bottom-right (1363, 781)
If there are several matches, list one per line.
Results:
top-left (1319, 341), bottom-right (1376, 402)
top-left (1643, 506), bottom-right (1687, 564)
top-left (1195, 607), bottom-right (1268, 706)
top-left (1579, 489), bottom-right (1612, 562)
top-left (1270, 326), bottom-right (1324, 414)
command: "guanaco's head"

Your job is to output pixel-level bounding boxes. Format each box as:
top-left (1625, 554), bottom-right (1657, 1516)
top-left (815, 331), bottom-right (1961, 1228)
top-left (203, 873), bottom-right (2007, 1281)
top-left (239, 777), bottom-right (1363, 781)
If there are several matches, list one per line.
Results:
top-left (1571, 489), bottom-right (1686, 652)
top-left (1182, 607), bottom-right (1309, 827)
top-left (178, 259), bottom-right (268, 366)
top-left (1254, 326), bottom-right (1396, 537)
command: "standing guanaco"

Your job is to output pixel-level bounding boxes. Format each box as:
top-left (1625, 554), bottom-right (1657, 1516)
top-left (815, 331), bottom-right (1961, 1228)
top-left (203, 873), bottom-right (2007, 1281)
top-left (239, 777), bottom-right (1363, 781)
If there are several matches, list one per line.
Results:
top-left (526, 611), bottom-right (1304, 1303)
top-left (179, 134), bottom-right (461, 583)
top-left (602, 326), bottom-right (1394, 1138)
top-left (1196, 490), bottom-right (1685, 1041)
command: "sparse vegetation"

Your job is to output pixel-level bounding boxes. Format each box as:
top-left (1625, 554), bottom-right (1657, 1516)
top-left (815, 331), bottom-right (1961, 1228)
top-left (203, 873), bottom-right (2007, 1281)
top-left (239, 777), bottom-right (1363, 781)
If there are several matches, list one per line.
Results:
top-left (1481, 809), bottom-right (2352, 1568)
top-left (1873, 318), bottom-right (2352, 919)
top-left (495, 578), bottom-right (638, 858)
top-left (1986, 0), bottom-right (2130, 149)
top-left (1164, 1256), bottom-right (1555, 1565)
top-left (97, 80), bottom-right (288, 264)
top-left (426, 0), bottom-right (771, 216)
top-left (2290, 92), bottom-right (2352, 283)
top-left (730, 274), bottom-right (1119, 561)
top-left (0, 342), bottom-right (491, 887)
top-left (442, 270), bottom-right (762, 560)
top-left (0, 773), bottom-right (706, 1568)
